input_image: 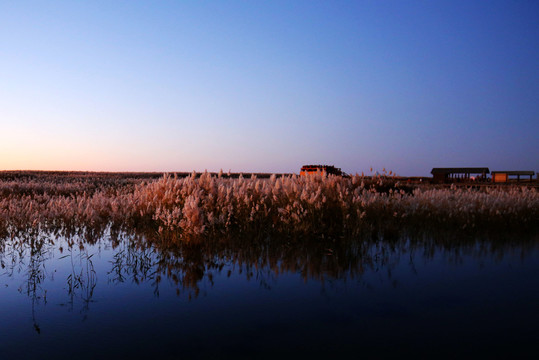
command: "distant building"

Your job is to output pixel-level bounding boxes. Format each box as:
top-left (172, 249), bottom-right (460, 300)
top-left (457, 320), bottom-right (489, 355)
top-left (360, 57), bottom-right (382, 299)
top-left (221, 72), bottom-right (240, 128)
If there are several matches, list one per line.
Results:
top-left (491, 171), bottom-right (535, 183)
top-left (300, 165), bottom-right (344, 177)
top-left (431, 168), bottom-right (489, 183)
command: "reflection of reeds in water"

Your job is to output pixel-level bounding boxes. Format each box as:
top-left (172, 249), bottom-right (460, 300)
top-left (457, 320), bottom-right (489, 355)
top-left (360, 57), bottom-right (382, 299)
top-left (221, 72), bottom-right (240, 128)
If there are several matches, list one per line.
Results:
top-left (3, 229), bottom-right (538, 309)
top-left (63, 249), bottom-right (97, 313)
top-left (2, 172), bottom-right (536, 332)
top-left (0, 236), bottom-right (99, 330)
top-left (0, 235), bottom-right (54, 333)
top-left (0, 172), bottom-right (537, 242)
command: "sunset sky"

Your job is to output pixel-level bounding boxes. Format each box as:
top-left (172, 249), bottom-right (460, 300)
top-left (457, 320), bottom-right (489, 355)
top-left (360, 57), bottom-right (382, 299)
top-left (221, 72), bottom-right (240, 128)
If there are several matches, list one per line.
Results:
top-left (1, 1), bottom-right (538, 176)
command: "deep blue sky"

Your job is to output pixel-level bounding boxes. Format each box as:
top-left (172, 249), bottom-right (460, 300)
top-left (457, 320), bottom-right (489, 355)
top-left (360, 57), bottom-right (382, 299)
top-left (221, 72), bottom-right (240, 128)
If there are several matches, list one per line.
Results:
top-left (1, 1), bottom-right (538, 175)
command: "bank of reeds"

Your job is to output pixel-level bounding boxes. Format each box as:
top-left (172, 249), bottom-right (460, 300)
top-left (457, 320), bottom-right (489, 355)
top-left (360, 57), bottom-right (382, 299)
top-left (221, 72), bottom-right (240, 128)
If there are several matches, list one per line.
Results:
top-left (0, 172), bottom-right (537, 242)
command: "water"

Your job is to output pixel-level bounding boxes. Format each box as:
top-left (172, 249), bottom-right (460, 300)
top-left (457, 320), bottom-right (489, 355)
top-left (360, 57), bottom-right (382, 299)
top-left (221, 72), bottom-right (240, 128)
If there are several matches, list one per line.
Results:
top-left (1, 232), bottom-right (538, 359)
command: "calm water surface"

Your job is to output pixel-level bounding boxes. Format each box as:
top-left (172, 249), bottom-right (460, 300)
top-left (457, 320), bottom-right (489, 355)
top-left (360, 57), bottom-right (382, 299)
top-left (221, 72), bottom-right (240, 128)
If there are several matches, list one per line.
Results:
top-left (1, 231), bottom-right (538, 359)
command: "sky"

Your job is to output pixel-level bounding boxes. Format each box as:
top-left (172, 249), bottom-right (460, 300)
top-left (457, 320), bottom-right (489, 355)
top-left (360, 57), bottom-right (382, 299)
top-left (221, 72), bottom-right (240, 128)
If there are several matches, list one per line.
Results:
top-left (1, 1), bottom-right (538, 176)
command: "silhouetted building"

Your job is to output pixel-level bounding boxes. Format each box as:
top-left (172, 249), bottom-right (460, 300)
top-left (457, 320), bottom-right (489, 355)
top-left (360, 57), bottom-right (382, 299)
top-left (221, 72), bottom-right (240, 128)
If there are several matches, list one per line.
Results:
top-left (431, 168), bottom-right (489, 183)
top-left (300, 165), bottom-right (344, 177)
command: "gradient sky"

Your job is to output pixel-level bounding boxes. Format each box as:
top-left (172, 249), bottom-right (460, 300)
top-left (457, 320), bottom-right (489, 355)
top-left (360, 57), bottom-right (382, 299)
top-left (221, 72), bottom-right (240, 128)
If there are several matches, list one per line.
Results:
top-left (1, 1), bottom-right (538, 176)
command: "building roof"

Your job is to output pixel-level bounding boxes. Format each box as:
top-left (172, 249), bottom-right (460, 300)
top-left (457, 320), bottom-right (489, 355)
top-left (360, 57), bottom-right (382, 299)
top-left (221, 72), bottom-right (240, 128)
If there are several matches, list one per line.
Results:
top-left (431, 167), bottom-right (490, 174)
top-left (301, 164), bottom-right (337, 169)
top-left (491, 171), bottom-right (535, 176)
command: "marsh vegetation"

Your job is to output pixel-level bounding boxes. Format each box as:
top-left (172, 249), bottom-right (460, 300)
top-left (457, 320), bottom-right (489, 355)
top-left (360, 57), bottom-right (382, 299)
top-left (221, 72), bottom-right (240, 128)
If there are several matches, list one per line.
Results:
top-left (1, 171), bottom-right (537, 243)
top-left (1, 171), bottom-right (538, 358)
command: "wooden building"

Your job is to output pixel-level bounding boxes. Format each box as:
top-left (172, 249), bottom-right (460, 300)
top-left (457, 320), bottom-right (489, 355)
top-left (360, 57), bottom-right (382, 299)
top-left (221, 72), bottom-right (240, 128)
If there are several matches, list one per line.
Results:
top-left (431, 168), bottom-right (490, 183)
top-left (300, 165), bottom-right (344, 177)
top-left (491, 171), bottom-right (535, 183)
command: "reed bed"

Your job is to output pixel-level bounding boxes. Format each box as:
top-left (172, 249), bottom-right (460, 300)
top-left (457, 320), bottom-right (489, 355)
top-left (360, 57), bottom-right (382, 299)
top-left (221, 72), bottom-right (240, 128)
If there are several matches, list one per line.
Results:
top-left (0, 172), bottom-right (537, 242)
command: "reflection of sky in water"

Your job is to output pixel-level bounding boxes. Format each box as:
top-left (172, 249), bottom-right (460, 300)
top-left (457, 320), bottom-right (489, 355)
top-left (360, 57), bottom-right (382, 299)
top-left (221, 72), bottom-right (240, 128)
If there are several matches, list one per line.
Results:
top-left (1, 233), bottom-right (538, 358)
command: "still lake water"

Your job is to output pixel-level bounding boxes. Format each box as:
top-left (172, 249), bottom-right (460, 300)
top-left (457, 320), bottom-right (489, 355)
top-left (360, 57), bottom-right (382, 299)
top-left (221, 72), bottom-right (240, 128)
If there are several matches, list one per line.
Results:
top-left (1, 231), bottom-right (538, 359)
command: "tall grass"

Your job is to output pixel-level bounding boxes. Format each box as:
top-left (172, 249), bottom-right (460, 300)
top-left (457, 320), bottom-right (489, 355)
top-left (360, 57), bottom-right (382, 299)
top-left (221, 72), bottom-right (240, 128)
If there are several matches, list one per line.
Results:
top-left (0, 172), bottom-right (537, 242)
